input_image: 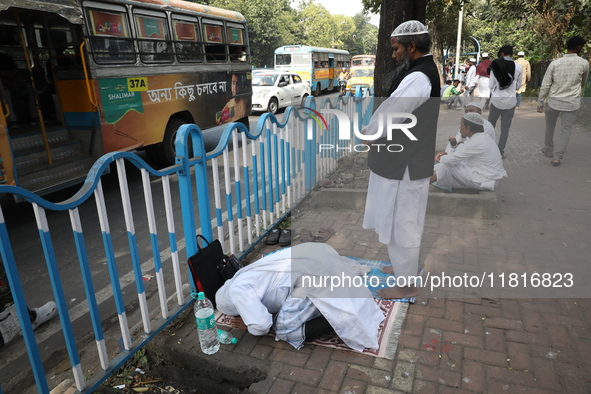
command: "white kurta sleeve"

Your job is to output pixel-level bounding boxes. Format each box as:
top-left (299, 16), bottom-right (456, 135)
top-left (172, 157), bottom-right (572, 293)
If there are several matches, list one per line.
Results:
top-left (363, 71), bottom-right (431, 141)
top-left (231, 284), bottom-right (274, 336)
top-left (439, 140), bottom-right (481, 166)
top-left (489, 69), bottom-right (499, 91)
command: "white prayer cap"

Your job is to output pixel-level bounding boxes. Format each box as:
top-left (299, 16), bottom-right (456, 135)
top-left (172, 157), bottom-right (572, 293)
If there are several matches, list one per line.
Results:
top-left (463, 112), bottom-right (485, 126)
top-left (391, 20), bottom-right (429, 37)
top-left (518, 51), bottom-right (525, 56)
top-left (469, 57), bottom-right (476, 62)
top-left (482, 52), bottom-right (489, 57)
top-left (466, 101), bottom-right (483, 110)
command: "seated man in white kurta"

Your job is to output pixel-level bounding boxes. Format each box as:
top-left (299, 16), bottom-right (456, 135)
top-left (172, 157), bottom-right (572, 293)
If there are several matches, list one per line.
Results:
top-left (431, 112), bottom-right (507, 191)
top-left (445, 102), bottom-right (495, 155)
top-left (215, 243), bottom-right (385, 352)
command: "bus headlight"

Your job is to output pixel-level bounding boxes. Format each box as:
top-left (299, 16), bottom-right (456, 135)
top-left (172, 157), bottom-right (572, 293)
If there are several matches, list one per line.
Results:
top-left (255, 90), bottom-right (270, 98)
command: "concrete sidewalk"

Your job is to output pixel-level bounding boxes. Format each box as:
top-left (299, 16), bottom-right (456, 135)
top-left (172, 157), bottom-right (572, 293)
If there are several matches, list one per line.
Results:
top-left (141, 103), bottom-right (591, 394)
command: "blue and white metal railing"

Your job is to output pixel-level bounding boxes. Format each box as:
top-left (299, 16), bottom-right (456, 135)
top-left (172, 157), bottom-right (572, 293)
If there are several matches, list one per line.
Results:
top-left (0, 92), bottom-right (373, 393)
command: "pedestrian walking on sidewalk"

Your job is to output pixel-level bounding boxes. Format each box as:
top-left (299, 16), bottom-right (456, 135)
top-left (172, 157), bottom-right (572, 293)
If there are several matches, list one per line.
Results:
top-left (515, 51), bottom-right (531, 107)
top-left (537, 35), bottom-right (589, 167)
top-left (488, 45), bottom-right (523, 159)
top-left (476, 52), bottom-right (492, 110)
top-left (463, 58), bottom-right (477, 106)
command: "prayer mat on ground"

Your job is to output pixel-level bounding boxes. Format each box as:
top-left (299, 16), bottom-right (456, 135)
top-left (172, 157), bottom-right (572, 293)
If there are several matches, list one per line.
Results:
top-left (215, 258), bottom-right (418, 359)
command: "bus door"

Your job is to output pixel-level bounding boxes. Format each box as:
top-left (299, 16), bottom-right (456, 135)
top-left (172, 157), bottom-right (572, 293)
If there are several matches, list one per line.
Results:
top-left (0, 85), bottom-right (14, 186)
top-left (328, 55), bottom-right (334, 90)
top-left (0, 4), bottom-right (96, 196)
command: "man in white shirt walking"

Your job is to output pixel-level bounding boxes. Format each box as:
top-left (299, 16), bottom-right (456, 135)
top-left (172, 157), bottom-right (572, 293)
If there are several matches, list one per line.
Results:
top-left (463, 58), bottom-right (477, 107)
top-left (488, 45), bottom-right (523, 158)
top-left (431, 112), bottom-right (507, 191)
top-left (537, 35), bottom-right (589, 166)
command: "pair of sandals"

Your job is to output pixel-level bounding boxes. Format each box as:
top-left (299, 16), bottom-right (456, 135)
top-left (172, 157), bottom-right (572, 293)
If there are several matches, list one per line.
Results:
top-left (299, 228), bottom-right (335, 243)
top-left (542, 149), bottom-right (560, 166)
top-left (266, 228), bottom-right (292, 246)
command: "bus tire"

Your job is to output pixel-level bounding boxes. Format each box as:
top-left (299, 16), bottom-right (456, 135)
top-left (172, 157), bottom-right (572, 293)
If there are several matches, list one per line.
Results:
top-left (300, 94), bottom-right (309, 108)
top-left (313, 83), bottom-right (321, 97)
top-left (268, 98), bottom-right (279, 114)
top-left (160, 117), bottom-right (188, 167)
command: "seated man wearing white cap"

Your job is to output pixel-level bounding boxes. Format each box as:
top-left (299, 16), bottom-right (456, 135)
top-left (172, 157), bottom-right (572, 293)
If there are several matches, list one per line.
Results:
top-left (463, 57), bottom-right (478, 106)
top-left (515, 51), bottom-right (531, 107)
top-left (431, 112), bottom-right (507, 191)
top-left (445, 102), bottom-right (495, 155)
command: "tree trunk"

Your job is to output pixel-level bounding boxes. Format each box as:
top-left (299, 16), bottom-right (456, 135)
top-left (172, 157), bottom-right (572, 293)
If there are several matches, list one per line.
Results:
top-left (374, 0), bottom-right (427, 98)
top-left (430, 19), bottom-right (445, 86)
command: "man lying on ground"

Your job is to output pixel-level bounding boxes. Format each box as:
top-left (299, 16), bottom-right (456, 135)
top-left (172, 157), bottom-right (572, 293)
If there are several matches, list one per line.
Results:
top-left (215, 243), bottom-right (385, 352)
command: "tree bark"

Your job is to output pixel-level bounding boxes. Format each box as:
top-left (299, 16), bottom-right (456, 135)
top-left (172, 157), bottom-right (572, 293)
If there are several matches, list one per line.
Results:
top-left (374, 0), bottom-right (427, 98)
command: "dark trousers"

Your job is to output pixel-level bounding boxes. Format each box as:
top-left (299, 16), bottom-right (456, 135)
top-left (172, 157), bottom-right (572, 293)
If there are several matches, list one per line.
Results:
top-left (488, 104), bottom-right (516, 155)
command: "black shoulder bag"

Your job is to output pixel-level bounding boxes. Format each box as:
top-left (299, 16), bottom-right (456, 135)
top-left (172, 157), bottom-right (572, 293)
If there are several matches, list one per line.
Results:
top-left (187, 235), bottom-right (242, 308)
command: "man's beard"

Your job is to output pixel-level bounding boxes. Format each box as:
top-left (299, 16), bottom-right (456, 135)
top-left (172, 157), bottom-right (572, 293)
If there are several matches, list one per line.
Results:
top-left (385, 50), bottom-right (411, 96)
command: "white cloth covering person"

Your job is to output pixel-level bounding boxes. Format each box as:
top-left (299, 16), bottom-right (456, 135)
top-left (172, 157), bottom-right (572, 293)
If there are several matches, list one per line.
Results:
top-left (435, 112), bottom-right (507, 191)
top-left (215, 243), bottom-right (385, 352)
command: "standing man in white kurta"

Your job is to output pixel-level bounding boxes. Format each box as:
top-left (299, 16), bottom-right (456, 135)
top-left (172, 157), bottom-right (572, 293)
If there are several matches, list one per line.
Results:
top-left (463, 58), bottom-right (477, 107)
top-left (362, 20), bottom-right (440, 299)
top-left (475, 53), bottom-right (492, 110)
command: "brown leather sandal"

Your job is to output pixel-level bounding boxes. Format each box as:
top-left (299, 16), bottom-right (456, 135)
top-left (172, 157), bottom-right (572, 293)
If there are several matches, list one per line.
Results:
top-left (313, 227), bottom-right (335, 242)
top-left (300, 230), bottom-right (314, 243)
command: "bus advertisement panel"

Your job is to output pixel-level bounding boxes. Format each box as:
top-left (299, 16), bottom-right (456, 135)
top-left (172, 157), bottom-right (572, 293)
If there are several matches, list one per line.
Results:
top-left (97, 72), bottom-right (250, 154)
top-left (0, 0), bottom-right (251, 196)
top-left (274, 45), bottom-right (350, 97)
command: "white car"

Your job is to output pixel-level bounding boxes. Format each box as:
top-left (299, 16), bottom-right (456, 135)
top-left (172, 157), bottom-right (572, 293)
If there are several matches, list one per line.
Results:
top-left (251, 71), bottom-right (311, 114)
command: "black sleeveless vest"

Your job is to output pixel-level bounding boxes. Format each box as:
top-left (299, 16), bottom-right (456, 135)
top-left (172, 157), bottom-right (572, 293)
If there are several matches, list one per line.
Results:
top-left (368, 55), bottom-right (440, 180)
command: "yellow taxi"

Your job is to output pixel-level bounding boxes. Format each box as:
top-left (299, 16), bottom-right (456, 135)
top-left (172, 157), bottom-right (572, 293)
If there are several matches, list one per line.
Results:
top-left (345, 66), bottom-right (374, 95)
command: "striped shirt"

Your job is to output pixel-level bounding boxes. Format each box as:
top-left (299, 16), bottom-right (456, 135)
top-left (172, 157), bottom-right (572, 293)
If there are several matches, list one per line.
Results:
top-left (538, 53), bottom-right (589, 111)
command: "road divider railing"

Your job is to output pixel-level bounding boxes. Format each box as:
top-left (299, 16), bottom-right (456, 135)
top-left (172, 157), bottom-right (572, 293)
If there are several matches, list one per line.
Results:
top-left (0, 90), bottom-right (372, 393)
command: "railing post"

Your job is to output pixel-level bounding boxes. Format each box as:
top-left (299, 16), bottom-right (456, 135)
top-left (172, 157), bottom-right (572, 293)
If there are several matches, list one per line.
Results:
top-left (0, 207), bottom-right (50, 393)
top-left (304, 99), bottom-right (317, 191)
top-left (355, 89), bottom-right (365, 146)
top-left (175, 124), bottom-right (212, 279)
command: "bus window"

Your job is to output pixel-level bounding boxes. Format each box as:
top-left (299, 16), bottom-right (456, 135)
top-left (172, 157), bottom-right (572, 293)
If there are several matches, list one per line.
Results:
top-left (227, 25), bottom-right (246, 62)
top-left (276, 54), bottom-right (291, 65)
top-left (203, 21), bottom-right (226, 62)
top-left (87, 8), bottom-right (134, 64)
top-left (172, 18), bottom-right (203, 62)
top-left (135, 11), bottom-right (172, 63)
top-left (291, 53), bottom-right (309, 66)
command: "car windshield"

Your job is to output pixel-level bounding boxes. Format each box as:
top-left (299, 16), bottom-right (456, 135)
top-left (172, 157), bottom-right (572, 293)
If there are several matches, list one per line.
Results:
top-left (352, 69), bottom-right (374, 78)
top-left (252, 74), bottom-right (278, 86)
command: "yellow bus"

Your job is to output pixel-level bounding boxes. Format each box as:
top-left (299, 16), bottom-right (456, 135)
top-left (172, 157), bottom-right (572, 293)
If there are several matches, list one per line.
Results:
top-left (0, 0), bottom-right (251, 196)
top-left (274, 45), bottom-right (350, 97)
